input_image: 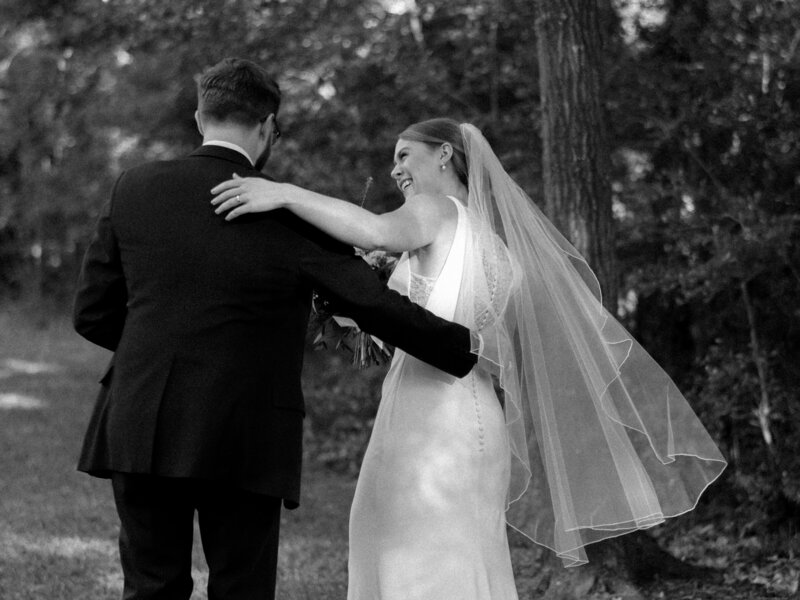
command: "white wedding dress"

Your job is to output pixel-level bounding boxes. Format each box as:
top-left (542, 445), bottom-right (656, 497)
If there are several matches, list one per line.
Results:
top-left (345, 122), bottom-right (726, 587)
top-left (347, 197), bottom-right (519, 599)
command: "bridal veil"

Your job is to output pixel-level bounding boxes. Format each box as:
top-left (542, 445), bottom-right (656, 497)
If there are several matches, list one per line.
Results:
top-left (452, 123), bottom-right (726, 566)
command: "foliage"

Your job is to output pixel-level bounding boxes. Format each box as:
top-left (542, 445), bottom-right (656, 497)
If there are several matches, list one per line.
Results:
top-left (607, 0), bottom-right (800, 532)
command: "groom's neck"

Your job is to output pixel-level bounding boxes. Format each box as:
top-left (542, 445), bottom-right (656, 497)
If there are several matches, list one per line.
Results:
top-left (202, 124), bottom-right (258, 159)
top-left (203, 129), bottom-right (247, 149)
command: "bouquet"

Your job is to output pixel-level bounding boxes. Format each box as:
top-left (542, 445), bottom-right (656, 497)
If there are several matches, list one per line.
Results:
top-left (308, 177), bottom-right (399, 369)
top-left (310, 249), bottom-right (398, 369)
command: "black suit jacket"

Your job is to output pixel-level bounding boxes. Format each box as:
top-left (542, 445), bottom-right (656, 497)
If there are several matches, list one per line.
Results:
top-left (73, 145), bottom-right (476, 507)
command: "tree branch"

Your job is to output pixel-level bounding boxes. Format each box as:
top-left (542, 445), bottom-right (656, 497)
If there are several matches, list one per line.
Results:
top-left (739, 278), bottom-right (776, 460)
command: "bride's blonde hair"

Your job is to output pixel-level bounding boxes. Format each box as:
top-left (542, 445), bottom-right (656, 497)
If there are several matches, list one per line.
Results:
top-left (398, 118), bottom-right (469, 186)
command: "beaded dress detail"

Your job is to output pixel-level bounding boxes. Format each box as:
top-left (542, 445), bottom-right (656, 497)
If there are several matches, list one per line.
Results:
top-left (409, 272), bottom-right (437, 307)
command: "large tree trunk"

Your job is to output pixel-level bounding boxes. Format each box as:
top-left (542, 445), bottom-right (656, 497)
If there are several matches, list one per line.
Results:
top-left (535, 0), bottom-right (616, 311)
top-left (530, 1), bottom-right (708, 598)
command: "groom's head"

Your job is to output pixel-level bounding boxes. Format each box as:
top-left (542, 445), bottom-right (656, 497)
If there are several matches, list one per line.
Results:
top-left (196, 58), bottom-right (281, 169)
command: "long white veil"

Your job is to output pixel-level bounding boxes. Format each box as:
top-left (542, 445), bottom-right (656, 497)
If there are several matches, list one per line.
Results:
top-left (454, 123), bottom-right (726, 567)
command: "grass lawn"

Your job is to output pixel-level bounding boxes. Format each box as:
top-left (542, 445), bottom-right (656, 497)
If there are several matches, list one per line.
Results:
top-left (0, 309), bottom-right (794, 599)
top-left (0, 311), bottom-right (354, 599)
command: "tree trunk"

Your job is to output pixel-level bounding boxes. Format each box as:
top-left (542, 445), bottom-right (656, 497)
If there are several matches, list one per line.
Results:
top-left (531, 1), bottom-right (708, 597)
top-left (535, 0), bottom-right (616, 311)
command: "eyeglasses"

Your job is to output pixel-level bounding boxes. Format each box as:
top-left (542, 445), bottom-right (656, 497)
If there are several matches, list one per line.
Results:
top-left (262, 114), bottom-right (281, 142)
top-left (272, 117), bottom-right (281, 141)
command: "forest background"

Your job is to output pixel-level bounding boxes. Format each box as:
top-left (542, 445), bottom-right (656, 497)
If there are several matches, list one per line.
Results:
top-left (0, 0), bottom-right (798, 598)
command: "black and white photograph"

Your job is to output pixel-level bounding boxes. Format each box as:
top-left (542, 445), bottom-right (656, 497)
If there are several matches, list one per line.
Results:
top-left (0, 1), bottom-right (798, 598)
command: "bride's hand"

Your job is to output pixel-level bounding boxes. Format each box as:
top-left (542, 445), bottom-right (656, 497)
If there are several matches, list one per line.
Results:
top-left (211, 174), bottom-right (288, 220)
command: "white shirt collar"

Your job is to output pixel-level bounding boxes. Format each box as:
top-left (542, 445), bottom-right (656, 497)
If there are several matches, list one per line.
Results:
top-left (203, 140), bottom-right (254, 167)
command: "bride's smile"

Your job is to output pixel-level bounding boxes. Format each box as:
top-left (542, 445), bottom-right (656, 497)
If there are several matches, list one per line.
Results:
top-left (391, 139), bottom-right (448, 198)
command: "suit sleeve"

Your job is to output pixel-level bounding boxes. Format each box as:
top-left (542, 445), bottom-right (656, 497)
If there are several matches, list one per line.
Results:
top-left (73, 177), bottom-right (128, 351)
top-left (294, 218), bottom-right (477, 378)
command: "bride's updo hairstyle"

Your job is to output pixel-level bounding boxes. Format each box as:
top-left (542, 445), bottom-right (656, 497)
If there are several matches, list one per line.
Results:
top-left (398, 118), bottom-right (469, 187)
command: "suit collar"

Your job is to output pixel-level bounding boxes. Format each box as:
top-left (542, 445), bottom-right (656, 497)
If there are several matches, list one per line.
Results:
top-left (190, 145), bottom-right (256, 170)
top-left (203, 140), bottom-right (254, 165)
top-left (189, 145), bottom-right (275, 181)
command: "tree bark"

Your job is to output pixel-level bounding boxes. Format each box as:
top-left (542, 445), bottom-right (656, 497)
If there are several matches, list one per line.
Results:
top-left (535, 0), bottom-right (616, 311)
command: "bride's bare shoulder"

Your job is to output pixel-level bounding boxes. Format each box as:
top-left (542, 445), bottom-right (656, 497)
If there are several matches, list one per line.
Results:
top-left (404, 193), bottom-right (458, 222)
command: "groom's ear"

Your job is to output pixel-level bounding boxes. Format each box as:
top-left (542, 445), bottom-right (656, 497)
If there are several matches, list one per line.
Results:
top-left (194, 110), bottom-right (204, 136)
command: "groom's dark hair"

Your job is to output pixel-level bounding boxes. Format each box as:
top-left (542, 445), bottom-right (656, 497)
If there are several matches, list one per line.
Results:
top-left (197, 57), bottom-right (281, 126)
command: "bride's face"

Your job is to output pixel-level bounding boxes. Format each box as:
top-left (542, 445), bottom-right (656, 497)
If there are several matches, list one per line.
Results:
top-left (391, 139), bottom-right (442, 198)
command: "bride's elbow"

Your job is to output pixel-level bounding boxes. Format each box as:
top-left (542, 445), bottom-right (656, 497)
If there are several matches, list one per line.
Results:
top-left (358, 240), bottom-right (383, 252)
top-left (366, 233), bottom-right (404, 253)
top-left (360, 222), bottom-right (391, 251)
top-left (352, 230), bottom-right (380, 252)
top-left (362, 217), bottom-right (414, 252)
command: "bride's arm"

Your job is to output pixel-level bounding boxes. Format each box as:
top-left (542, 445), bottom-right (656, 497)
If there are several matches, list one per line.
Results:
top-left (211, 176), bottom-right (448, 252)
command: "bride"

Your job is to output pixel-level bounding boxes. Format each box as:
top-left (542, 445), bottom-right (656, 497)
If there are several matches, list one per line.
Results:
top-left (211, 118), bottom-right (726, 599)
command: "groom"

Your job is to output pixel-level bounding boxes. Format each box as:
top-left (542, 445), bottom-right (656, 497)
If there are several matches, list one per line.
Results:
top-left (73, 57), bottom-right (477, 600)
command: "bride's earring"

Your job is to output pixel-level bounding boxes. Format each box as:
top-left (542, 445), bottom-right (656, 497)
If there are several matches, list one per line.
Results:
top-left (440, 163), bottom-right (447, 171)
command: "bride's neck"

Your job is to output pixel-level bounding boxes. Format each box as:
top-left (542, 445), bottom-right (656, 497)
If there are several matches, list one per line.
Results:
top-left (438, 181), bottom-right (468, 202)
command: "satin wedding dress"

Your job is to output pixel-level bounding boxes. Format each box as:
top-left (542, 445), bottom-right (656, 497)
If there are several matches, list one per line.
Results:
top-left (347, 197), bottom-right (520, 600)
